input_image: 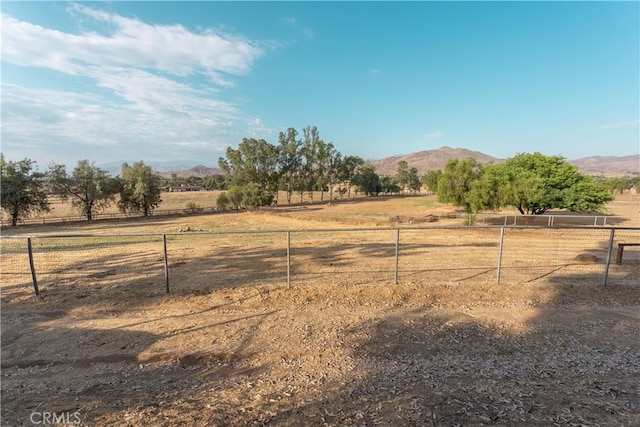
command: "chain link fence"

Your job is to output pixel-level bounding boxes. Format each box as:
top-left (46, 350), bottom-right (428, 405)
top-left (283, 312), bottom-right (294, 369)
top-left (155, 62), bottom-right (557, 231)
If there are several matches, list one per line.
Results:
top-left (1, 226), bottom-right (639, 301)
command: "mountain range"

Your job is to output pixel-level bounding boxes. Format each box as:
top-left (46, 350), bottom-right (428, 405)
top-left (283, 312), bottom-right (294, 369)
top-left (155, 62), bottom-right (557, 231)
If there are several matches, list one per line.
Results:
top-left (371, 147), bottom-right (640, 176)
top-left (101, 147), bottom-right (639, 178)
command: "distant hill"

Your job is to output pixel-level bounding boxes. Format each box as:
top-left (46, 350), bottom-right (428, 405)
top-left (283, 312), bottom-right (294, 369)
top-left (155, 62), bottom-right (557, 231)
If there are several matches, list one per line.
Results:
top-left (569, 155), bottom-right (640, 176)
top-left (156, 164), bottom-right (223, 178)
top-left (98, 160), bottom-right (220, 177)
top-left (101, 149), bottom-right (638, 179)
top-left (371, 147), bottom-right (639, 176)
top-left (371, 146), bottom-right (501, 176)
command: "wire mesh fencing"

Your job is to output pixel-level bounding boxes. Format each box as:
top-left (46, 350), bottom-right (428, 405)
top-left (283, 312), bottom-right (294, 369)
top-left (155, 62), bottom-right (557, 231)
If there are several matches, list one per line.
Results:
top-left (1, 226), bottom-right (639, 301)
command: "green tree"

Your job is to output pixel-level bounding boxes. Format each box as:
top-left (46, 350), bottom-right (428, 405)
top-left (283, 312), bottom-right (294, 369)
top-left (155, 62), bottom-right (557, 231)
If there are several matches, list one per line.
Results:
top-left (396, 161), bottom-right (410, 193)
top-left (216, 192), bottom-right (230, 210)
top-left (202, 174), bottom-right (226, 190)
top-left (0, 155), bottom-right (50, 226)
top-left (277, 128), bottom-right (302, 205)
top-left (353, 164), bottom-right (382, 196)
top-left (596, 176), bottom-right (632, 195)
top-left (558, 176), bottom-right (614, 212)
top-left (421, 170), bottom-right (442, 194)
top-left (226, 185), bottom-right (244, 210)
top-left (436, 158), bottom-right (484, 213)
top-left (338, 155), bottom-right (365, 198)
top-left (218, 138), bottom-right (280, 204)
top-left (314, 140), bottom-right (329, 201)
top-left (437, 153), bottom-right (614, 215)
top-left (118, 161), bottom-right (162, 217)
top-left (496, 153), bottom-right (613, 214)
top-left (242, 182), bottom-right (273, 209)
top-left (380, 175), bottom-right (401, 195)
top-left (48, 160), bottom-right (120, 221)
top-left (301, 126), bottom-right (321, 202)
top-left (322, 142), bottom-right (342, 201)
top-left (407, 167), bottom-right (421, 194)
top-left (395, 162), bottom-right (421, 194)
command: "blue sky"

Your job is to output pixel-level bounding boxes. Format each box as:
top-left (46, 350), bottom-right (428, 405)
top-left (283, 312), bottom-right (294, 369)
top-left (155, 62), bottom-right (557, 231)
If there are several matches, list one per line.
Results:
top-left (1, 1), bottom-right (638, 170)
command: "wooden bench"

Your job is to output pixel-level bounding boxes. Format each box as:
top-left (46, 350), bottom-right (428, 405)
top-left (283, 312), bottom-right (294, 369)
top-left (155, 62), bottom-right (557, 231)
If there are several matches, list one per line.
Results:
top-left (615, 243), bottom-right (640, 265)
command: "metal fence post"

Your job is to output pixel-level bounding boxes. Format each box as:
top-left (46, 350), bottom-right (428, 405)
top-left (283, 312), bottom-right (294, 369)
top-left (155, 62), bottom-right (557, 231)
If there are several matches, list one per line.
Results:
top-left (27, 237), bottom-right (40, 296)
top-left (496, 227), bottom-right (505, 284)
top-left (163, 234), bottom-right (170, 293)
top-left (286, 231), bottom-right (291, 288)
top-left (394, 229), bottom-right (400, 284)
top-left (603, 228), bottom-right (616, 287)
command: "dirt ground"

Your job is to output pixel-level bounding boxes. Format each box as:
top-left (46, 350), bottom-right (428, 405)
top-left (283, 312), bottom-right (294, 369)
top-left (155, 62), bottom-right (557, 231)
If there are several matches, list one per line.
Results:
top-left (1, 194), bottom-right (639, 426)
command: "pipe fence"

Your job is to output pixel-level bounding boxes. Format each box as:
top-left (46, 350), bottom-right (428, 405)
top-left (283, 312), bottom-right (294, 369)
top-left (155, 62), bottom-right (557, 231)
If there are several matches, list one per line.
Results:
top-left (0, 206), bottom-right (228, 226)
top-left (1, 226), bottom-right (639, 300)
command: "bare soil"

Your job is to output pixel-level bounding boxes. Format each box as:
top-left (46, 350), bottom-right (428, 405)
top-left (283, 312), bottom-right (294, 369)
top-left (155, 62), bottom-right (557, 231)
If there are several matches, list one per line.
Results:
top-left (1, 194), bottom-right (639, 426)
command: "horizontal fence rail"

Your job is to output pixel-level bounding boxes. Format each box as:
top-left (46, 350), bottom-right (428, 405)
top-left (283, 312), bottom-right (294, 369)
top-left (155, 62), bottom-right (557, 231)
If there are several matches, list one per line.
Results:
top-left (1, 226), bottom-right (639, 300)
top-left (0, 206), bottom-right (232, 226)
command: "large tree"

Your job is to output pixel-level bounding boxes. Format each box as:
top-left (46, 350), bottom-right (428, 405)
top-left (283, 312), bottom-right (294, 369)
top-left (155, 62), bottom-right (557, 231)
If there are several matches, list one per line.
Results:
top-left (436, 158), bottom-right (484, 214)
top-left (118, 161), bottom-right (163, 217)
top-left (48, 160), bottom-right (120, 221)
top-left (380, 175), bottom-right (401, 195)
top-left (301, 126), bottom-right (321, 202)
top-left (494, 153), bottom-right (613, 214)
top-left (0, 155), bottom-right (50, 226)
top-left (435, 153), bottom-right (614, 215)
top-left (395, 161), bottom-right (421, 194)
top-left (219, 138), bottom-right (280, 205)
top-left (242, 182), bottom-right (271, 209)
top-left (321, 142), bottom-right (342, 202)
top-left (352, 164), bottom-right (382, 196)
top-left (338, 155), bottom-right (365, 198)
top-left (277, 128), bottom-right (302, 205)
top-left (421, 170), bottom-right (442, 194)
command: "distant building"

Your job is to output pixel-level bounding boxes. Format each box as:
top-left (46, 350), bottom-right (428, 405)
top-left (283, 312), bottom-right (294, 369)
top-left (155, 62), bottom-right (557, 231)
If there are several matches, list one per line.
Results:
top-left (162, 184), bottom-right (204, 192)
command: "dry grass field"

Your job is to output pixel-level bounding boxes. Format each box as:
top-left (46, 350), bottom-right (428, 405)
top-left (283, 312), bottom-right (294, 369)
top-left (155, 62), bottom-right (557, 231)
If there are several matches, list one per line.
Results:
top-left (1, 194), bottom-right (639, 426)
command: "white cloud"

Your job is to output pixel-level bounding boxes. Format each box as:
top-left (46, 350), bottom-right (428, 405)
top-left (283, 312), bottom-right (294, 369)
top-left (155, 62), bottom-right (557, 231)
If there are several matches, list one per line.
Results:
top-left (598, 120), bottom-right (639, 129)
top-left (1, 6), bottom-right (264, 82)
top-left (0, 5), bottom-right (272, 165)
top-left (425, 131), bottom-right (445, 139)
top-left (1, 80), bottom-right (243, 164)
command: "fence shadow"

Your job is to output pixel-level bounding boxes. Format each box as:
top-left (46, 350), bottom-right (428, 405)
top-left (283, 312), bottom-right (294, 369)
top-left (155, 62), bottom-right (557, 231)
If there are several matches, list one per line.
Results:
top-left (2, 252), bottom-right (639, 425)
top-left (0, 305), bottom-right (277, 424)
top-left (2, 227), bottom-right (639, 424)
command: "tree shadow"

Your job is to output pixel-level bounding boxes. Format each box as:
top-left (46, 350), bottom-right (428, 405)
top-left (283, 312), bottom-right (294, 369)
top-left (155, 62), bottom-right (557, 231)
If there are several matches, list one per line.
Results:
top-left (2, 235), bottom-right (505, 308)
top-left (269, 276), bottom-right (640, 425)
top-left (2, 230), bottom-right (639, 425)
top-left (1, 306), bottom-right (278, 425)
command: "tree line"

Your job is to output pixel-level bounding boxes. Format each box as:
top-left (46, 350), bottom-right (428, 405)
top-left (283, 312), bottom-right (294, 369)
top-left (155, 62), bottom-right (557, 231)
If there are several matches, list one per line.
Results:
top-left (1, 156), bottom-right (163, 226)
top-left (0, 126), bottom-right (419, 225)
top-left (1, 130), bottom-right (635, 226)
top-left (213, 126), bottom-right (423, 209)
